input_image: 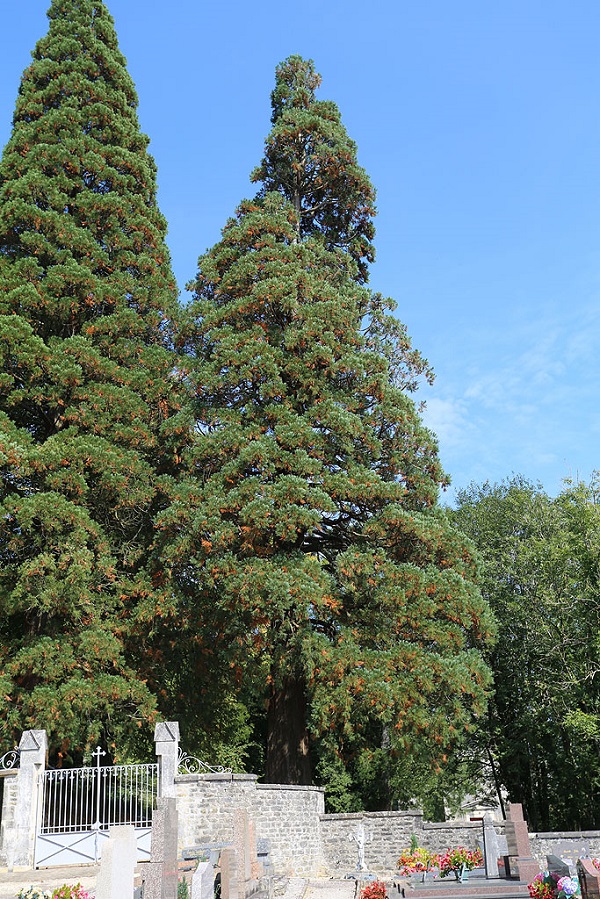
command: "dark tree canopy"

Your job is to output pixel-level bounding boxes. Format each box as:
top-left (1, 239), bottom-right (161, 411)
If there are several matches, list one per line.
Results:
top-left (161, 57), bottom-right (494, 788)
top-left (0, 0), bottom-right (185, 762)
top-left (454, 476), bottom-right (600, 831)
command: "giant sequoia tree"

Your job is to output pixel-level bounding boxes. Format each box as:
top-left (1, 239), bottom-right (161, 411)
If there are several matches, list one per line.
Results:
top-left (164, 57), bottom-right (494, 786)
top-left (0, 0), bottom-right (184, 761)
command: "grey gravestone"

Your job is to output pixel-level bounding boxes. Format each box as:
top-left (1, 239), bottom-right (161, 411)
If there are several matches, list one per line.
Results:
top-left (547, 855), bottom-right (570, 878)
top-left (483, 814), bottom-right (501, 878)
top-left (142, 797), bottom-right (179, 899)
top-left (192, 860), bottom-right (215, 899)
top-left (95, 825), bottom-right (137, 899)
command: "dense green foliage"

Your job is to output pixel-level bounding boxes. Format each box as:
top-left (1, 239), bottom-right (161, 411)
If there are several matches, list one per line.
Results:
top-left (0, 3), bottom-right (495, 796)
top-left (0, 0), bottom-right (185, 762)
top-left (161, 57), bottom-right (495, 790)
top-left (454, 476), bottom-right (600, 830)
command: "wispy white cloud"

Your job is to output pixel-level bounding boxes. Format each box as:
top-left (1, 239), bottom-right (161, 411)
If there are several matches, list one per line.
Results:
top-left (420, 298), bottom-right (600, 496)
top-left (421, 396), bottom-right (473, 449)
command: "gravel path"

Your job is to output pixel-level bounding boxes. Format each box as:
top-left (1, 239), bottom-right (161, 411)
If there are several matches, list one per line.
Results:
top-left (0, 869), bottom-right (359, 899)
top-left (304, 879), bottom-right (358, 899)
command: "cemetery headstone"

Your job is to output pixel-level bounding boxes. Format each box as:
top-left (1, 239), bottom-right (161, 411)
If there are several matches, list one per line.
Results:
top-left (220, 845), bottom-right (240, 899)
top-left (142, 796), bottom-right (179, 899)
top-left (192, 860), bottom-right (215, 899)
top-left (233, 810), bottom-right (252, 885)
top-left (547, 855), bottom-right (570, 879)
top-left (503, 803), bottom-right (540, 883)
top-left (95, 825), bottom-right (137, 899)
top-left (577, 859), bottom-right (600, 899)
top-left (482, 814), bottom-right (505, 878)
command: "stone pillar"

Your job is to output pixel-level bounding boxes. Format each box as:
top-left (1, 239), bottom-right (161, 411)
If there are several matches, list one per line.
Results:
top-left (155, 722), bottom-right (180, 799)
top-left (8, 729), bottom-right (48, 869)
top-left (0, 774), bottom-right (19, 866)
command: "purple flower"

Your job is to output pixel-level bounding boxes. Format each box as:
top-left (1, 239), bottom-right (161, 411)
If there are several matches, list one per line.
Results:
top-left (558, 876), bottom-right (578, 897)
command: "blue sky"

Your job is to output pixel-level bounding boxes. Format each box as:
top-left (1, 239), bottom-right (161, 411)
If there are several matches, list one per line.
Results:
top-left (3, 1), bottom-right (600, 502)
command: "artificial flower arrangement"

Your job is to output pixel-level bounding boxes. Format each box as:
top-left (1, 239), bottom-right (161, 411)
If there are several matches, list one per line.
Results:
top-left (528, 872), bottom-right (580, 899)
top-left (437, 846), bottom-right (483, 879)
top-left (397, 844), bottom-right (483, 882)
top-left (17, 885), bottom-right (92, 899)
top-left (359, 881), bottom-right (387, 899)
top-left (397, 846), bottom-right (436, 876)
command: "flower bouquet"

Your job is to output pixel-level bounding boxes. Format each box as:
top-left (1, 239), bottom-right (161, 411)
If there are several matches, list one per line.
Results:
top-left (359, 881), bottom-right (387, 899)
top-left (397, 846), bottom-right (436, 878)
top-left (529, 873), bottom-right (579, 899)
top-left (16, 889), bottom-right (52, 899)
top-left (438, 846), bottom-right (483, 881)
top-left (51, 886), bottom-right (92, 899)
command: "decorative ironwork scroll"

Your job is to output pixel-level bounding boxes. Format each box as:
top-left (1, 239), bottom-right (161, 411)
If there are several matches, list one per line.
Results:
top-left (177, 748), bottom-right (232, 775)
top-left (0, 749), bottom-right (20, 770)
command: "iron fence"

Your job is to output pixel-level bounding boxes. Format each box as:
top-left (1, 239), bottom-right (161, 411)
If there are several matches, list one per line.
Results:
top-left (40, 762), bottom-right (159, 834)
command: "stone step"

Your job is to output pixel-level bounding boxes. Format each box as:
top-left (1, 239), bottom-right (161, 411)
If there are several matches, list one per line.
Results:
top-left (395, 874), bottom-right (530, 899)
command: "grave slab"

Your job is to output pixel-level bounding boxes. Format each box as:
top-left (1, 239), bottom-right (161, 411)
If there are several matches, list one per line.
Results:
top-left (95, 826), bottom-right (137, 899)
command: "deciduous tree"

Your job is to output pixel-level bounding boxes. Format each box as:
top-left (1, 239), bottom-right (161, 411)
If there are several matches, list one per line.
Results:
top-left (454, 476), bottom-right (600, 829)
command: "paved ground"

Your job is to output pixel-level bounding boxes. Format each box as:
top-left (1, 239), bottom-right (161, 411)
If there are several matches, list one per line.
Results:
top-left (0, 871), bottom-right (360, 899)
top-left (0, 865), bottom-right (99, 898)
top-left (303, 879), bottom-right (358, 899)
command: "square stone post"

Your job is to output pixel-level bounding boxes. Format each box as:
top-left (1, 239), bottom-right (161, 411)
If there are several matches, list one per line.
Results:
top-left (8, 729), bottom-right (47, 869)
top-left (154, 722), bottom-right (180, 799)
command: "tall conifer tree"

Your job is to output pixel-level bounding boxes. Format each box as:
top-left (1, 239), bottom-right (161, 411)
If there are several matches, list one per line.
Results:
top-left (166, 57), bottom-right (494, 786)
top-left (0, 0), bottom-right (184, 761)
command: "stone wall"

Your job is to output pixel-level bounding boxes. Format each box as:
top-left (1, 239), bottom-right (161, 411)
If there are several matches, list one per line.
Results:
top-left (176, 773), bottom-right (258, 850)
top-left (320, 811), bottom-right (490, 876)
top-left (530, 833), bottom-right (600, 870)
top-left (175, 774), bottom-right (325, 877)
top-left (319, 815), bottom-right (600, 878)
top-left (255, 784), bottom-right (325, 876)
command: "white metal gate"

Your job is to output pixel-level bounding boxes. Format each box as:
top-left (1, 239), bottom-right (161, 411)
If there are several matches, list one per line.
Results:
top-left (35, 752), bottom-right (159, 867)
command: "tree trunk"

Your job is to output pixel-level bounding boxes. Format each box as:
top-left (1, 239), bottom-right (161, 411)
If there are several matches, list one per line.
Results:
top-left (265, 673), bottom-right (312, 784)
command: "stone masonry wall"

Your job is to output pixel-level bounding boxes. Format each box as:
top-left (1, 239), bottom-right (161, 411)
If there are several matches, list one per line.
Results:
top-left (320, 812), bottom-right (488, 876)
top-left (254, 784), bottom-right (325, 876)
top-left (155, 766), bottom-right (600, 881)
top-left (175, 774), bottom-right (325, 877)
top-left (320, 815), bottom-right (600, 878)
top-left (175, 773), bottom-right (258, 851)
top-left (529, 833), bottom-right (600, 871)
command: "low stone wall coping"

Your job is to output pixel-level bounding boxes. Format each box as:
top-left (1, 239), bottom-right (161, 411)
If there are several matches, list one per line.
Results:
top-left (256, 783), bottom-right (325, 793)
top-left (533, 831), bottom-right (600, 839)
top-left (0, 770), bottom-right (18, 779)
top-left (423, 821), bottom-right (483, 830)
top-left (320, 810), bottom-right (424, 821)
top-left (175, 773), bottom-right (258, 784)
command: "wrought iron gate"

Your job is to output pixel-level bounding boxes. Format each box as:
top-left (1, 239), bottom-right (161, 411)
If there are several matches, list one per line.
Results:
top-left (35, 750), bottom-right (159, 867)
